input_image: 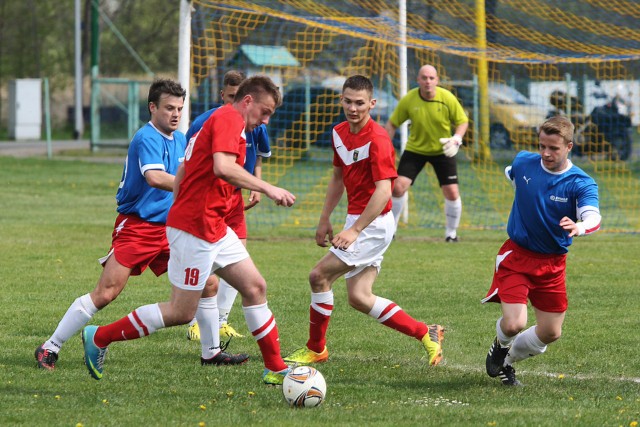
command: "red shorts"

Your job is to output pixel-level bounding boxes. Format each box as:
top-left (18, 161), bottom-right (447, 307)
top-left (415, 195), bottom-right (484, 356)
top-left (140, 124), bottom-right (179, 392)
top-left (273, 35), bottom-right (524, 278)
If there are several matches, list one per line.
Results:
top-left (225, 190), bottom-right (247, 239)
top-left (482, 239), bottom-right (568, 313)
top-left (100, 213), bottom-right (170, 276)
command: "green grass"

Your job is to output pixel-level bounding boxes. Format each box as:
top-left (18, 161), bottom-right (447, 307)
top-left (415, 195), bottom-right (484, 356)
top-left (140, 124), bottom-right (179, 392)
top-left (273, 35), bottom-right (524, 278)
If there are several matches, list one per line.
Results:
top-left (0, 157), bottom-right (638, 426)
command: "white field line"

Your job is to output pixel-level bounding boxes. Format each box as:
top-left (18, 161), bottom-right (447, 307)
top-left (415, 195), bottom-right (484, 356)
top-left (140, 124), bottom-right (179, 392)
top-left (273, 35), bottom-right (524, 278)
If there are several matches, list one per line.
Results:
top-left (443, 362), bottom-right (640, 384)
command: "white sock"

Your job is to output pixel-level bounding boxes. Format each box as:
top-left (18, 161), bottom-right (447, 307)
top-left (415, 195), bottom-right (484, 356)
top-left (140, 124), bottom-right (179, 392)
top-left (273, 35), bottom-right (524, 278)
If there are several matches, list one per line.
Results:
top-left (504, 325), bottom-right (547, 365)
top-left (217, 278), bottom-right (238, 324)
top-left (188, 318), bottom-right (197, 327)
top-left (195, 297), bottom-right (220, 359)
top-left (496, 317), bottom-right (516, 347)
top-left (444, 197), bottom-right (462, 238)
top-left (391, 196), bottom-right (405, 227)
top-left (133, 303), bottom-right (165, 336)
top-left (45, 293), bottom-right (98, 352)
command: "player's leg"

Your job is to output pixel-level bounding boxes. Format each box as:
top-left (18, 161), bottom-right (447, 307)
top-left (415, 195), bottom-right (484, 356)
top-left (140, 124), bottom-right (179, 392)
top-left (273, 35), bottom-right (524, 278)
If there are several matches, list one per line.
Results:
top-left (213, 235), bottom-right (288, 384)
top-left (347, 266), bottom-right (442, 366)
top-left (36, 256), bottom-right (130, 370)
top-left (482, 240), bottom-right (530, 384)
top-left (82, 285), bottom-right (201, 380)
top-left (217, 200), bottom-right (246, 338)
top-left (392, 151), bottom-right (426, 228)
top-left (36, 214), bottom-right (166, 370)
top-left (81, 227), bottom-right (213, 380)
top-left (432, 155), bottom-right (461, 241)
top-left (197, 274), bottom-right (248, 366)
top-left (217, 279), bottom-right (243, 337)
top-left (284, 252), bottom-right (351, 365)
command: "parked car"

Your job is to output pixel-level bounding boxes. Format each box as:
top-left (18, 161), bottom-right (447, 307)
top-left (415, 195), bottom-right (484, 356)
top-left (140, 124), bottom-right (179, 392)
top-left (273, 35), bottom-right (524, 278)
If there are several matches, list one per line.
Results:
top-left (549, 89), bottom-right (633, 160)
top-left (446, 80), bottom-right (551, 149)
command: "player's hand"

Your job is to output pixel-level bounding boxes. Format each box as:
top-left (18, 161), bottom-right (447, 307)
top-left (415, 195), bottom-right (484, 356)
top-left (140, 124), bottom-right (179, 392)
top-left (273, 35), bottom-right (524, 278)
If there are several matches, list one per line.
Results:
top-left (266, 185), bottom-right (296, 207)
top-left (244, 191), bottom-right (261, 211)
top-left (315, 220), bottom-right (333, 247)
top-left (560, 216), bottom-right (579, 237)
top-left (331, 228), bottom-right (358, 251)
top-left (439, 135), bottom-right (463, 157)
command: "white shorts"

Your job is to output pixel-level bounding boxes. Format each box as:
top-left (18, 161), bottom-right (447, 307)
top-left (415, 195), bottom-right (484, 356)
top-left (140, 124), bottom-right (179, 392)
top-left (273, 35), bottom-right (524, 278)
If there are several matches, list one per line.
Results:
top-left (329, 212), bottom-right (395, 279)
top-left (167, 226), bottom-right (249, 291)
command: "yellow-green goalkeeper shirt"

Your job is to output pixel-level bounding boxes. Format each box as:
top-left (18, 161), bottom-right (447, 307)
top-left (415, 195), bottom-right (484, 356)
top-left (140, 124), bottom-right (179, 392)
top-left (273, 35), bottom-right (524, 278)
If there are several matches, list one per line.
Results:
top-left (390, 86), bottom-right (468, 156)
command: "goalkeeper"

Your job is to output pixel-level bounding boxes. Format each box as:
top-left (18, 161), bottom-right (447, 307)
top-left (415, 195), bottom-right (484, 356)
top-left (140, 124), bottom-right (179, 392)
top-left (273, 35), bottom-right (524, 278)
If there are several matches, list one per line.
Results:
top-left (385, 65), bottom-right (468, 241)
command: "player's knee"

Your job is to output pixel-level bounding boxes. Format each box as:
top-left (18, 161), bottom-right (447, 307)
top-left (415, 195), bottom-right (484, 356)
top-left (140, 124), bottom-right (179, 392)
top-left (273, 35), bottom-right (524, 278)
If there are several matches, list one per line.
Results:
top-left (204, 275), bottom-right (219, 294)
top-left (501, 319), bottom-right (525, 337)
top-left (538, 326), bottom-right (562, 344)
top-left (240, 277), bottom-right (267, 302)
top-left (91, 284), bottom-right (122, 309)
top-left (346, 293), bottom-right (370, 314)
top-left (308, 269), bottom-right (328, 292)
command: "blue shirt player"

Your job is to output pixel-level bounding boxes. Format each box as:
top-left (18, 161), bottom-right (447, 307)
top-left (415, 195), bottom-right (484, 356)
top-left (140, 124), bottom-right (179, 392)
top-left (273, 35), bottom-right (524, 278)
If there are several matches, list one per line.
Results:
top-left (36, 79), bottom-right (188, 371)
top-left (481, 115), bottom-right (601, 386)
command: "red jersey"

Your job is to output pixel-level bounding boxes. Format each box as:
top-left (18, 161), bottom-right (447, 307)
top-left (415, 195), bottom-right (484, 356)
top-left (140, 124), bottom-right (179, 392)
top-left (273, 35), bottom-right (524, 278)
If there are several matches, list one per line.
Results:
top-left (167, 104), bottom-right (246, 243)
top-left (332, 118), bottom-right (397, 215)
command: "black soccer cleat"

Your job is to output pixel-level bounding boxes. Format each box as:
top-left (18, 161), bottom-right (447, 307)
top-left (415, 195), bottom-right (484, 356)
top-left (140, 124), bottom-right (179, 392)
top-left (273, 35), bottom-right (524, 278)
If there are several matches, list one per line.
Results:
top-left (445, 236), bottom-right (459, 243)
top-left (35, 344), bottom-right (58, 371)
top-left (486, 337), bottom-right (510, 377)
top-left (498, 364), bottom-right (523, 386)
top-left (201, 351), bottom-right (249, 366)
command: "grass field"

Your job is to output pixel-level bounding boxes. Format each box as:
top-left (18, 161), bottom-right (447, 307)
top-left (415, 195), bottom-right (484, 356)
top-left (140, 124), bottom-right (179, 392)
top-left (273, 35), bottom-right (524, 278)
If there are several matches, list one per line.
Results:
top-left (0, 157), bottom-right (638, 426)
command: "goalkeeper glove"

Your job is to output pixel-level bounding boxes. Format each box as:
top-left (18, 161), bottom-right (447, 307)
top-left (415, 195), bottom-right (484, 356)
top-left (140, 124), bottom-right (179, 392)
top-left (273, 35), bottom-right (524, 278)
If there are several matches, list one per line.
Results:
top-left (439, 135), bottom-right (463, 157)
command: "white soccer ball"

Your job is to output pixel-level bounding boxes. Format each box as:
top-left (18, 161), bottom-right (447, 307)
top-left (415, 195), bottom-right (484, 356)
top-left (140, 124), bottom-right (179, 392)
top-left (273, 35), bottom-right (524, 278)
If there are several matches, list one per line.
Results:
top-left (282, 366), bottom-right (327, 408)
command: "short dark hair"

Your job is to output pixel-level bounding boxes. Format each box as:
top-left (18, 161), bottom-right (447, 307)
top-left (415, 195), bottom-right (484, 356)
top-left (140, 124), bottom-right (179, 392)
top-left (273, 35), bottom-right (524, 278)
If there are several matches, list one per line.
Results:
top-left (147, 79), bottom-right (186, 113)
top-left (539, 115), bottom-right (574, 145)
top-left (343, 75), bottom-right (373, 96)
top-left (223, 70), bottom-right (246, 87)
top-left (234, 75), bottom-right (281, 107)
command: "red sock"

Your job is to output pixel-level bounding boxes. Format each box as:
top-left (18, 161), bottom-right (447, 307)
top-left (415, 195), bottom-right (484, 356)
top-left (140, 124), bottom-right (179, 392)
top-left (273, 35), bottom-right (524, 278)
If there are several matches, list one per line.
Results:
top-left (94, 310), bottom-right (150, 348)
top-left (370, 298), bottom-right (428, 340)
top-left (252, 314), bottom-right (287, 372)
top-left (306, 303), bottom-right (332, 353)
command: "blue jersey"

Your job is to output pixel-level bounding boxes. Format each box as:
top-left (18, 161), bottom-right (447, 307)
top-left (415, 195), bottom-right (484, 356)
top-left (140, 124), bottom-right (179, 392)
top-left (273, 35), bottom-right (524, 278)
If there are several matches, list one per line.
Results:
top-left (506, 151), bottom-right (599, 254)
top-left (115, 123), bottom-right (187, 223)
top-left (186, 107), bottom-right (271, 174)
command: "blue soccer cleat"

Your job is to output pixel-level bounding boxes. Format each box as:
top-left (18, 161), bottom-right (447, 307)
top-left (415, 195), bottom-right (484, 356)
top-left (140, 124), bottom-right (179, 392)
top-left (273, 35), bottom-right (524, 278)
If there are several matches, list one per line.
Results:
top-left (82, 325), bottom-right (108, 380)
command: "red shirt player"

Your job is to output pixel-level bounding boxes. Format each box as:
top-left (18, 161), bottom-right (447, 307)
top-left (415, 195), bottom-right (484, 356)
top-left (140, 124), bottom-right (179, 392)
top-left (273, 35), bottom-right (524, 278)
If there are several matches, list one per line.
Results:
top-left (283, 75), bottom-right (446, 367)
top-left (80, 76), bottom-right (297, 386)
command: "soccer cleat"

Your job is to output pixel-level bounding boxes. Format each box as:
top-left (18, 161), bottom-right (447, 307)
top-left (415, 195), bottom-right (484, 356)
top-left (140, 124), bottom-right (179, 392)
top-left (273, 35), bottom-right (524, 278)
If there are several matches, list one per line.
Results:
top-left (82, 325), bottom-right (108, 380)
top-left (35, 344), bottom-right (58, 371)
top-left (445, 236), bottom-right (459, 243)
top-left (201, 351), bottom-right (249, 366)
top-left (422, 324), bottom-right (445, 366)
top-left (283, 346), bottom-right (328, 364)
top-left (262, 367), bottom-right (291, 385)
top-left (486, 337), bottom-right (510, 377)
top-left (498, 364), bottom-right (523, 386)
top-left (219, 323), bottom-right (245, 338)
top-left (186, 322), bottom-right (201, 341)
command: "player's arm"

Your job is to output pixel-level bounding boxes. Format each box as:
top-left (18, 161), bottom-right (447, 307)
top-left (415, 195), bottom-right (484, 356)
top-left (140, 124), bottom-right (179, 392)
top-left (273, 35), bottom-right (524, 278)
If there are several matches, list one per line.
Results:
top-left (245, 156), bottom-right (263, 210)
top-left (560, 206), bottom-right (601, 237)
top-left (315, 166), bottom-right (345, 247)
top-left (144, 169), bottom-right (175, 192)
top-left (384, 120), bottom-right (397, 140)
top-left (331, 178), bottom-right (392, 250)
top-left (214, 151), bottom-right (295, 207)
top-left (453, 121), bottom-right (469, 140)
top-left (504, 165), bottom-right (516, 189)
top-left (173, 163), bottom-right (185, 200)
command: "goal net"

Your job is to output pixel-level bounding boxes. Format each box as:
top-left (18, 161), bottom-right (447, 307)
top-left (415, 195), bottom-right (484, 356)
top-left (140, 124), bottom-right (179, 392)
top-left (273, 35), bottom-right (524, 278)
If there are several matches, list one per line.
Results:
top-left (190, 0), bottom-right (639, 234)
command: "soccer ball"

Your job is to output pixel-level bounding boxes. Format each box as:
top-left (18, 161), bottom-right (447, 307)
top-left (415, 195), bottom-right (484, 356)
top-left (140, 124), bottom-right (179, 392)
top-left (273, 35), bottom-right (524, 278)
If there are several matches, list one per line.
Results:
top-left (282, 366), bottom-right (327, 408)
